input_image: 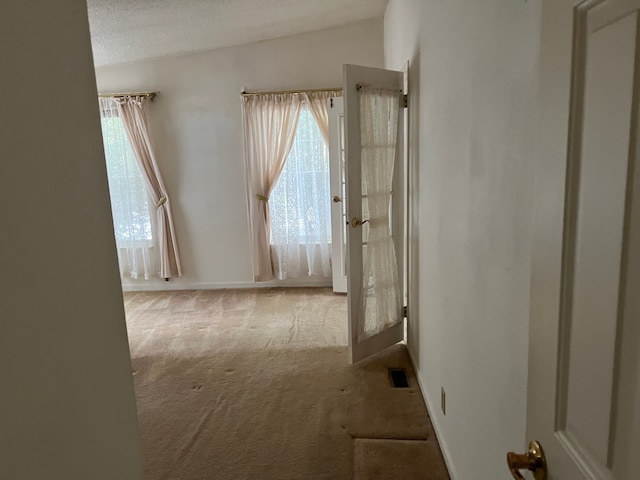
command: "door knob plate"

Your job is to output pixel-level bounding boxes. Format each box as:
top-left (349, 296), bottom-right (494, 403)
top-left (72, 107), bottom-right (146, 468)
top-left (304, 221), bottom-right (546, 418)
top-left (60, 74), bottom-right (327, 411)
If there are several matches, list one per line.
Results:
top-left (507, 440), bottom-right (548, 480)
top-left (350, 216), bottom-right (369, 228)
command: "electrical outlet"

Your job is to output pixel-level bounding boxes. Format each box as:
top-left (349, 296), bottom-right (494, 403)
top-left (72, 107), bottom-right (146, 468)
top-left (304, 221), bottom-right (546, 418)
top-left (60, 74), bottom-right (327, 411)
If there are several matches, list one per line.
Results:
top-left (441, 387), bottom-right (446, 415)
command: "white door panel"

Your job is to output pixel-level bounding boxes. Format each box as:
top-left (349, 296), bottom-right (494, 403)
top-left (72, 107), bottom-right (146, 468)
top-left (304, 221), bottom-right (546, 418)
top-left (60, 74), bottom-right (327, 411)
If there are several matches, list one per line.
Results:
top-left (343, 64), bottom-right (406, 364)
top-left (562, 9), bottom-right (635, 467)
top-left (516, 0), bottom-right (640, 478)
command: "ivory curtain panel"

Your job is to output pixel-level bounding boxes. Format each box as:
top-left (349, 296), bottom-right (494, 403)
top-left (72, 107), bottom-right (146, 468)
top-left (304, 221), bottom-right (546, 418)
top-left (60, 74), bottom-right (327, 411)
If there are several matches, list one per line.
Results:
top-left (357, 85), bottom-right (402, 342)
top-left (300, 90), bottom-right (340, 144)
top-left (269, 106), bottom-right (332, 280)
top-left (115, 96), bottom-right (182, 279)
top-left (241, 93), bottom-right (302, 281)
top-left (99, 97), bottom-right (158, 279)
top-left (270, 91), bottom-right (342, 281)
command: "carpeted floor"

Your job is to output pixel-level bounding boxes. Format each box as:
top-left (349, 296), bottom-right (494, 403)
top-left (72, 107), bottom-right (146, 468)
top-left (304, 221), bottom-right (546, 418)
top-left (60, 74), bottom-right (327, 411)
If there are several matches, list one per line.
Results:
top-left (123, 287), bottom-right (449, 479)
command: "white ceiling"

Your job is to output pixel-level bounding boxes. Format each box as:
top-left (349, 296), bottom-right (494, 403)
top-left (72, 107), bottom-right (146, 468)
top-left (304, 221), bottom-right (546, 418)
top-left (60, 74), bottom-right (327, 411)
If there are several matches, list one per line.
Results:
top-left (87, 0), bottom-right (389, 67)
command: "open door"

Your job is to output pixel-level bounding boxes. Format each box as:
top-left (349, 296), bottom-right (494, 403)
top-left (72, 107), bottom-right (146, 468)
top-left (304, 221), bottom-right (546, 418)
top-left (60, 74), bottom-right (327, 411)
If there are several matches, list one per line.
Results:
top-left (343, 64), bottom-right (406, 364)
top-left (507, 0), bottom-right (640, 478)
top-left (328, 96), bottom-right (347, 293)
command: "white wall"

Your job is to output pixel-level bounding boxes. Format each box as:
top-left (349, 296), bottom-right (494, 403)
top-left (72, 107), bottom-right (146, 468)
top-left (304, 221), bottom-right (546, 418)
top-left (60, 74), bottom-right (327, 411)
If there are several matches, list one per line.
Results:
top-left (0, 1), bottom-right (141, 479)
top-left (95, 19), bottom-right (384, 290)
top-left (384, 1), bottom-right (541, 479)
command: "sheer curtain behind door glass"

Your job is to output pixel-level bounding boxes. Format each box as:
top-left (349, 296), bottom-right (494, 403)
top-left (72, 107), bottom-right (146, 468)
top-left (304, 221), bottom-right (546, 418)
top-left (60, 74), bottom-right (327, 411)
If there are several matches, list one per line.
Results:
top-left (99, 98), bottom-right (157, 279)
top-left (358, 86), bottom-right (402, 341)
top-left (270, 107), bottom-right (332, 280)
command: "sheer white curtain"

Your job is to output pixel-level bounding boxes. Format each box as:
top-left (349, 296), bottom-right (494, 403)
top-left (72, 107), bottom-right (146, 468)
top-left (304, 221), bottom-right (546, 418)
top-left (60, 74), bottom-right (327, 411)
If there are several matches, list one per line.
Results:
top-left (241, 93), bottom-right (302, 281)
top-left (270, 105), bottom-right (332, 279)
top-left (358, 86), bottom-right (402, 342)
top-left (115, 96), bottom-right (182, 279)
top-left (99, 97), bottom-right (158, 279)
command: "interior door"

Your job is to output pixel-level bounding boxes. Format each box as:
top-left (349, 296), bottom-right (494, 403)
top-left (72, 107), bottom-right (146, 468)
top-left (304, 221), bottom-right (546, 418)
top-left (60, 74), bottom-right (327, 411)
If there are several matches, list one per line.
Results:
top-left (328, 96), bottom-right (347, 293)
top-left (343, 64), bottom-right (406, 364)
top-left (513, 1), bottom-right (640, 478)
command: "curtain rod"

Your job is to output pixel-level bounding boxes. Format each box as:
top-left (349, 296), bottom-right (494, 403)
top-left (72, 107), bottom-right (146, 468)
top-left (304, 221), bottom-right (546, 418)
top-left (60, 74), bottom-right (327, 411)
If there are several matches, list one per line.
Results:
top-left (240, 87), bottom-right (342, 96)
top-left (98, 92), bottom-right (158, 100)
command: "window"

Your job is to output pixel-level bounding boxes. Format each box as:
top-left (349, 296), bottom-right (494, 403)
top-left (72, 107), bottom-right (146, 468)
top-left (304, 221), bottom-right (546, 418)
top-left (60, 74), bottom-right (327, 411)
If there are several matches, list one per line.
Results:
top-left (99, 98), bottom-right (156, 279)
top-left (270, 107), bottom-right (331, 243)
top-left (100, 111), bottom-right (153, 245)
top-left (269, 105), bottom-right (332, 279)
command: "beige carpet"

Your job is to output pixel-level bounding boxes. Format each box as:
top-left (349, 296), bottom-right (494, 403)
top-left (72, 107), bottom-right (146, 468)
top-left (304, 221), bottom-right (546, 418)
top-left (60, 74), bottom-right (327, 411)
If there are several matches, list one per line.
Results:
top-left (353, 439), bottom-right (450, 480)
top-left (123, 288), bottom-right (449, 479)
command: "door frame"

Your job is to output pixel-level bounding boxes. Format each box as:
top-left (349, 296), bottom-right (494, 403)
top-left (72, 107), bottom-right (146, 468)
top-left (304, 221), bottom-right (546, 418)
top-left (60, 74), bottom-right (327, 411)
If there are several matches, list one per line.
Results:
top-left (328, 96), bottom-right (348, 293)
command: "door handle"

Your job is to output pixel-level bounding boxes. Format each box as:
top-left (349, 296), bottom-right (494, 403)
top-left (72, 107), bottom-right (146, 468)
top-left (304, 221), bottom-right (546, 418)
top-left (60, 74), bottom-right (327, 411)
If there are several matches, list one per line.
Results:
top-left (332, 196), bottom-right (342, 203)
top-left (507, 440), bottom-right (548, 480)
top-left (350, 217), bottom-right (369, 228)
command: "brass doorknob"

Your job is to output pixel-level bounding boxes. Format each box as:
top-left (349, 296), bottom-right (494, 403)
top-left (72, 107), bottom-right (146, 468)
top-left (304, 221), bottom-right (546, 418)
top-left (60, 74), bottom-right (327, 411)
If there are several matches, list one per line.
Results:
top-left (332, 196), bottom-right (342, 203)
top-left (350, 217), bottom-right (369, 228)
top-left (507, 440), bottom-right (548, 480)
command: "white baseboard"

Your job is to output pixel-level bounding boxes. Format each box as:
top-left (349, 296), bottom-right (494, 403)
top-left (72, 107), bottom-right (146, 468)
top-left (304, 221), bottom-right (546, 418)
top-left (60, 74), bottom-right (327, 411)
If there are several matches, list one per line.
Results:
top-left (407, 346), bottom-right (458, 480)
top-left (121, 279), bottom-right (332, 292)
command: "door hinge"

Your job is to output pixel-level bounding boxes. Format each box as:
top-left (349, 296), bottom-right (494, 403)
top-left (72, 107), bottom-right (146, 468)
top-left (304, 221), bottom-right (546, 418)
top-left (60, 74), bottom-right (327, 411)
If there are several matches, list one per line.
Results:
top-left (403, 305), bottom-right (408, 318)
top-left (402, 94), bottom-right (408, 108)
top-left (330, 98), bottom-right (334, 108)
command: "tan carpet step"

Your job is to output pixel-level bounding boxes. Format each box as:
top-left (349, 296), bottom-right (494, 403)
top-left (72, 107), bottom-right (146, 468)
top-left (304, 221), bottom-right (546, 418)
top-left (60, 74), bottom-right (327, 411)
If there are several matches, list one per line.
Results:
top-left (353, 438), bottom-right (450, 480)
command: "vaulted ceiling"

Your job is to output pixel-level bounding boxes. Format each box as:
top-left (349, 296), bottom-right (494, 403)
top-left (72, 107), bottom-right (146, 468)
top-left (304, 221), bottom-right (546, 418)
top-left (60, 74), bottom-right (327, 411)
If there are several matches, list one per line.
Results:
top-left (87, 0), bottom-right (389, 67)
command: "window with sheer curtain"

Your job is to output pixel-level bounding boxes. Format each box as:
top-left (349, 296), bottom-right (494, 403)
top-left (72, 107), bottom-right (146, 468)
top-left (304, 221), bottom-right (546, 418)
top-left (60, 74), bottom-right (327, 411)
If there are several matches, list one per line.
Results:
top-left (269, 105), bottom-right (332, 280)
top-left (99, 98), bottom-right (157, 279)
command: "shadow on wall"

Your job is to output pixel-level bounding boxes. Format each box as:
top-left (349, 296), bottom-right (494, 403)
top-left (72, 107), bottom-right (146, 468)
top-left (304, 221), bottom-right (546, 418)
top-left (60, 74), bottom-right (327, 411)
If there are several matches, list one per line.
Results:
top-left (406, 49), bottom-right (421, 367)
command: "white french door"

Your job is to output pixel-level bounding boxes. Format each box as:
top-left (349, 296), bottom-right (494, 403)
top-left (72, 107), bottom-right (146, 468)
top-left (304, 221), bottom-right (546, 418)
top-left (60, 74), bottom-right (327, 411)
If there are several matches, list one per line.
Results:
top-left (509, 0), bottom-right (640, 478)
top-left (343, 64), bottom-right (406, 364)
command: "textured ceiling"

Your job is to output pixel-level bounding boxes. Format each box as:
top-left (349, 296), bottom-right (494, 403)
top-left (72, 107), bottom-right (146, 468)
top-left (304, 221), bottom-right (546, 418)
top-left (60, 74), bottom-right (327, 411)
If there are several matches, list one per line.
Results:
top-left (87, 0), bottom-right (388, 67)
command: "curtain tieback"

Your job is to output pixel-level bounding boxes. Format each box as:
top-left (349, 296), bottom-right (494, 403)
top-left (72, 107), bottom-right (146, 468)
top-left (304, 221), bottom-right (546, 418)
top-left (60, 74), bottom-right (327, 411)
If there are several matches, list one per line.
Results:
top-left (156, 196), bottom-right (167, 207)
top-left (255, 193), bottom-right (269, 202)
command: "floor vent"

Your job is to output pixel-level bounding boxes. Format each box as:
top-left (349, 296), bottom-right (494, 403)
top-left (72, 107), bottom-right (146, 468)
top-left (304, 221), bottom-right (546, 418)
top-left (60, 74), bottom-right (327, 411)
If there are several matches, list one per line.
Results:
top-left (388, 368), bottom-right (410, 388)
